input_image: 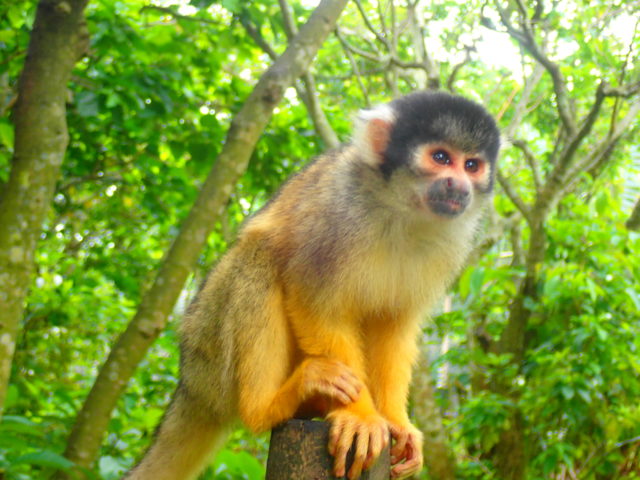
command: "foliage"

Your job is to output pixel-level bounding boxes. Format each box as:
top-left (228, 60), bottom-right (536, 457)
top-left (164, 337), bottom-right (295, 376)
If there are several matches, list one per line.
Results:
top-left (434, 183), bottom-right (640, 478)
top-left (1, 0), bottom-right (639, 479)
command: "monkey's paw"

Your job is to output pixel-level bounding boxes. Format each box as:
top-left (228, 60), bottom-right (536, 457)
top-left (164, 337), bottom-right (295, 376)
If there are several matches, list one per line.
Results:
top-left (389, 422), bottom-right (424, 479)
top-left (300, 358), bottom-right (363, 406)
top-left (327, 408), bottom-right (389, 480)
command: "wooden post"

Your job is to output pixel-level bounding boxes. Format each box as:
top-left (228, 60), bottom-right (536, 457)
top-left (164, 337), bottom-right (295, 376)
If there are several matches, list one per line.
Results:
top-left (266, 419), bottom-right (390, 479)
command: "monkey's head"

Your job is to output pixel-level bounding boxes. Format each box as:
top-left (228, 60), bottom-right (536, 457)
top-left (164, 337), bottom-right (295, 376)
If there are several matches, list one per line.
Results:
top-left (353, 91), bottom-right (500, 222)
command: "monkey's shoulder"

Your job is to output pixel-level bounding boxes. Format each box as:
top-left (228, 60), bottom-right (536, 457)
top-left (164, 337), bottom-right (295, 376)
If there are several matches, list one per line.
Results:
top-left (241, 146), bottom-right (355, 234)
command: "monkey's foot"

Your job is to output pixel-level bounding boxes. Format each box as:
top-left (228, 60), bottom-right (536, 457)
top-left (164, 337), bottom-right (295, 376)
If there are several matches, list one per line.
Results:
top-left (327, 408), bottom-right (389, 480)
top-left (389, 422), bottom-right (423, 479)
top-left (300, 357), bottom-right (363, 406)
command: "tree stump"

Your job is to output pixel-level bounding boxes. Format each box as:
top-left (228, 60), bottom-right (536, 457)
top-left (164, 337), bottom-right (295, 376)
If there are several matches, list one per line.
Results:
top-left (266, 419), bottom-right (390, 479)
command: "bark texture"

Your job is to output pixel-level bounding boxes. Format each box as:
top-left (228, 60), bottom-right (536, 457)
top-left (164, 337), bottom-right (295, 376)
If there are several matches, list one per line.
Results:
top-left (0, 0), bottom-right (88, 417)
top-left (266, 419), bottom-right (390, 480)
top-left (627, 197), bottom-right (640, 231)
top-left (58, 0), bottom-right (350, 474)
top-left (411, 353), bottom-right (456, 480)
top-left (486, 4), bottom-right (640, 477)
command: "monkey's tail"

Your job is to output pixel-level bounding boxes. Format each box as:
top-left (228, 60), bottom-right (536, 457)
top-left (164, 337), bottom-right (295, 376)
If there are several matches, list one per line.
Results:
top-left (123, 387), bottom-right (231, 480)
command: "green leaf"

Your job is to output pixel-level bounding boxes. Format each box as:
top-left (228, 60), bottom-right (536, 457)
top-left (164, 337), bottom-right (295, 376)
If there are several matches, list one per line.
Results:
top-left (0, 121), bottom-right (14, 149)
top-left (0, 415), bottom-right (44, 437)
top-left (4, 383), bottom-right (18, 409)
top-left (7, 5), bottom-right (25, 29)
top-left (12, 450), bottom-right (75, 470)
top-left (560, 385), bottom-right (574, 400)
top-left (213, 449), bottom-right (265, 480)
top-left (75, 91), bottom-right (99, 118)
top-left (222, 0), bottom-right (242, 14)
top-left (105, 92), bottom-right (120, 108)
top-left (470, 267), bottom-right (485, 296)
top-left (577, 389), bottom-right (591, 403)
top-left (625, 287), bottom-right (640, 311)
top-left (99, 455), bottom-right (128, 479)
top-left (594, 191), bottom-right (609, 216)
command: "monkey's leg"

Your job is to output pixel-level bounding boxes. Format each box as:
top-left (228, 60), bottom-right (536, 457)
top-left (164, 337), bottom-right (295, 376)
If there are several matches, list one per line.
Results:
top-left (286, 305), bottom-right (390, 480)
top-left (124, 386), bottom-right (229, 480)
top-left (366, 318), bottom-right (424, 479)
top-left (235, 284), bottom-right (363, 434)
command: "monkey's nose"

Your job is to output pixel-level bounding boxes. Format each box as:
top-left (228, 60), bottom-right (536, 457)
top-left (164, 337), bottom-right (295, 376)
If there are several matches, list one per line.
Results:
top-left (444, 177), bottom-right (470, 197)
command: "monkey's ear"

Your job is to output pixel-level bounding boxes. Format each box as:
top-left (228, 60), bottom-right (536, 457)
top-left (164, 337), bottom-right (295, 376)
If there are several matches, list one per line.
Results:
top-left (352, 105), bottom-right (395, 165)
top-left (367, 118), bottom-right (391, 158)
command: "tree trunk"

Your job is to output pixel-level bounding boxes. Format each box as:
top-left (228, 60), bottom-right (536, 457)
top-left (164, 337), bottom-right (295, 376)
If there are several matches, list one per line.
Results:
top-left (490, 221), bottom-right (546, 480)
top-left (411, 349), bottom-right (456, 480)
top-left (0, 0), bottom-right (88, 419)
top-left (57, 0), bottom-right (350, 475)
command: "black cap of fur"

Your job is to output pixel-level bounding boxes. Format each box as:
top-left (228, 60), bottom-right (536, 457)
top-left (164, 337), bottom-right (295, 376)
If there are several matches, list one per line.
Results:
top-left (380, 91), bottom-right (500, 182)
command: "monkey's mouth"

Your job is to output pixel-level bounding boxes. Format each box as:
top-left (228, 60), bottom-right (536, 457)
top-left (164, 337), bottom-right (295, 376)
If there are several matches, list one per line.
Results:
top-left (427, 195), bottom-right (468, 217)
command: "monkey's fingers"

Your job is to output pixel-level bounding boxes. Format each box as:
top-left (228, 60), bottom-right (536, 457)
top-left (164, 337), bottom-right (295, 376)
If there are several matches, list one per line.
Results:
top-left (389, 425), bottom-right (409, 463)
top-left (388, 423), bottom-right (424, 479)
top-left (328, 414), bottom-right (352, 477)
top-left (362, 422), bottom-right (389, 471)
top-left (328, 410), bottom-right (388, 479)
top-left (347, 425), bottom-right (370, 480)
top-left (390, 443), bottom-right (422, 479)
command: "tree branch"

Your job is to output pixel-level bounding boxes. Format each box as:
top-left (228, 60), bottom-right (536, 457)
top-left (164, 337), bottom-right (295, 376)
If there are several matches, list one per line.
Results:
top-left (511, 139), bottom-right (542, 193)
top-left (240, 10), bottom-right (340, 149)
top-left (602, 81), bottom-right (640, 98)
top-left (567, 98), bottom-right (640, 183)
top-left (0, 0), bottom-right (90, 419)
top-left (58, 0), bottom-right (350, 473)
top-left (626, 197), bottom-right (640, 231)
top-left (335, 27), bottom-right (371, 105)
top-left (375, 0), bottom-right (393, 51)
top-left (406, 0), bottom-right (440, 89)
top-left (276, 1), bottom-right (340, 148)
top-left (239, 16), bottom-right (279, 58)
top-left (335, 27), bottom-right (385, 63)
top-left (493, 0), bottom-right (576, 135)
top-left (539, 83), bottom-right (608, 214)
top-left (497, 171), bottom-right (532, 224)
top-left (504, 63), bottom-right (545, 138)
top-left (141, 5), bottom-right (221, 26)
top-left (277, 0), bottom-right (297, 38)
top-left (353, 0), bottom-right (388, 47)
top-left (446, 47), bottom-right (474, 92)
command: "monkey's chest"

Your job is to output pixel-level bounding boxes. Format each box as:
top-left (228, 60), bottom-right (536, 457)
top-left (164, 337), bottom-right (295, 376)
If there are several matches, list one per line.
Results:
top-left (345, 246), bottom-right (458, 315)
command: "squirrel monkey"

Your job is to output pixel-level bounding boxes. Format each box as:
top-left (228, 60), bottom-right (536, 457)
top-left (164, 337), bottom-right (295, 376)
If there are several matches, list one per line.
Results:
top-left (125, 91), bottom-right (500, 480)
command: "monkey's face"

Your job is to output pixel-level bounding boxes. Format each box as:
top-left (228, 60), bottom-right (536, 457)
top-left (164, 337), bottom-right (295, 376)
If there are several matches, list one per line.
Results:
top-left (410, 143), bottom-right (493, 219)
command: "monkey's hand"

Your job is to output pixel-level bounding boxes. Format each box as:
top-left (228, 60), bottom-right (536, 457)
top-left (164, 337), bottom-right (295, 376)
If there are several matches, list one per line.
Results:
top-left (389, 422), bottom-right (424, 479)
top-left (299, 358), bottom-right (363, 406)
top-left (327, 408), bottom-right (389, 480)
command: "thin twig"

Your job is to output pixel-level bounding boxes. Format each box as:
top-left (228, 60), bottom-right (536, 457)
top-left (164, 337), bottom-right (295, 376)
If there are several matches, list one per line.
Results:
top-left (497, 171), bottom-right (532, 224)
top-left (512, 139), bottom-right (542, 193)
top-left (140, 5), bottom-right (221, 26)
top-left (353, 0), bottom-right (388, 47)
top-left (493, 0), bottom-right (576, 135)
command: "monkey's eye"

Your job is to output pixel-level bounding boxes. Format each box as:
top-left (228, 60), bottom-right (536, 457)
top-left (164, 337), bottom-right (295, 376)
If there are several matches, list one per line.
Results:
top-left (465, 159), bottom-right (480, 173)
top-left (432, 150), bottom-right (450, 165)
